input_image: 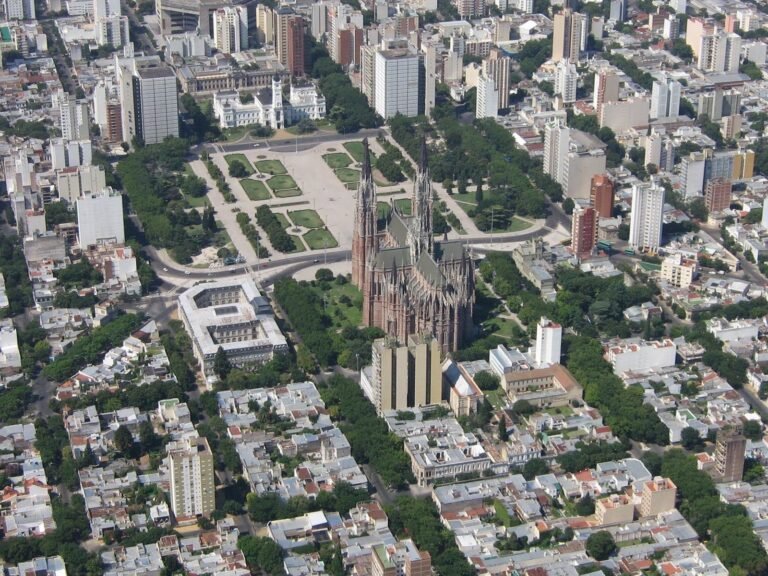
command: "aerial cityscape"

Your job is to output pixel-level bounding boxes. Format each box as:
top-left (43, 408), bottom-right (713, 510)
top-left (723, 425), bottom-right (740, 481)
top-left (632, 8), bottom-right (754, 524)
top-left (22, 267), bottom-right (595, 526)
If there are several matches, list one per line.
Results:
top-left (0, 0), bottom-right (767, 572)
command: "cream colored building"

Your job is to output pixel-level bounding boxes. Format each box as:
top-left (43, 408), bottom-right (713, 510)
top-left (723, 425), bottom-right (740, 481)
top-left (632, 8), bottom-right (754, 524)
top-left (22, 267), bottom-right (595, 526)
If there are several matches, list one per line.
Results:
top-left (166, 436), bottom-right (215, 520)
top-left (661, 253), bottom-right (698, 288)
top-left (640, 477), bottom-right (677, 517)
top-left (595, 494), bottom-right (634, 526)
top-left (365, 334), bottom-right (442, 415)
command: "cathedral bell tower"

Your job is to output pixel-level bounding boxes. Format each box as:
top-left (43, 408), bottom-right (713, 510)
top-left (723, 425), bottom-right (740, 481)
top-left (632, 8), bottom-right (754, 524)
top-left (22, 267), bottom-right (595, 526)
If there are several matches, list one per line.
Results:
top-left (408, 137), bottom-right (433, 263)
top-left (351, 138), bottom-right (377, 288)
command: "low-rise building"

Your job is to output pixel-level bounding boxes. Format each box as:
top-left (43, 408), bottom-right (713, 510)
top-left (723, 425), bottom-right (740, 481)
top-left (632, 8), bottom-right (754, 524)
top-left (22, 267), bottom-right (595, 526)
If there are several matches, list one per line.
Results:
top-left (604, 338), bottom-right (677, 375)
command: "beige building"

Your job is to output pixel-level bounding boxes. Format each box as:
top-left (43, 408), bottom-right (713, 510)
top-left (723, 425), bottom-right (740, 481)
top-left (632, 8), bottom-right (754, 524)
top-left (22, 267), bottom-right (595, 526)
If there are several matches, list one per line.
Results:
top-left (502, 364), bottom-right (581, 408)
top-left (363, 334), bottom-right (442, 415)
top-left (714, 427), bottom-right (746, 483)
top-left (552, 9), bottom-right (585, 63)
top-left (371, 540), bottom-right (431, 576)
top-left (661, 253), bottom-right (698, 288)
top-left (640, 477), bottom-right (677, 517)
top-left (595, 494), bottom-right (634, 526)
top-left (166, 436), bottom-right (215, 520)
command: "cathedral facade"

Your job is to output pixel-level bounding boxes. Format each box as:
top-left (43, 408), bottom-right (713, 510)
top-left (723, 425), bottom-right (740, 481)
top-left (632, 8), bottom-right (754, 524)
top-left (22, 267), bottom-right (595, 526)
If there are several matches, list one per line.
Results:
top-left (351, 138), bottom-right (475, 353)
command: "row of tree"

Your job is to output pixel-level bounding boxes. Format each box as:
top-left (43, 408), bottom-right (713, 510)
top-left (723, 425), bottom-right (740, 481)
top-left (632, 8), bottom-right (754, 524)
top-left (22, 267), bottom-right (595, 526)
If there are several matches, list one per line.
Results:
top-left (0, 235), bottom-right (33, 316)
top-left (204, 158), bottom-right (236, 203)
top-left (236, 211), bottom-right (269, 257)
top-left (255, 205), bottom-right (298, 253)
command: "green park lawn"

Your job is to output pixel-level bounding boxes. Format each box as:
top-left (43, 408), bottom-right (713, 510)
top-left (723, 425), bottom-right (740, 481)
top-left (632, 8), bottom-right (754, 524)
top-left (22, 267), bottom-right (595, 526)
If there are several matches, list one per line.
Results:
top-left (185, 194), bottom-right (210, 208)
top-left (288, 235), bottom-right (306, 253)
top-left (224, 154), bottom-right (254, 174)
top-left (267, 175), bottom-right (299, 191)
top-left (239, 179), bottom-right (271, 201)
top-left (304, 228), bottom-right (338, 250)
top-left (394, 198), bottom-right (412, 215)
top-left (335, 168), bottom-right (360, 183)
top-left (275, 213), bottom-right (291, 229)
top-left (309, 281), bottom-right (362, 328)
top-left (255, 159), bottom-right (287, 175)
top-left (323, 153), bottom-right (353, 169)
top-left (274, 188), bottom-right (302, 198)
top-left (289, 209), bottom-right (324, 229)
top-left (343, 141), bottom-right (366, 162)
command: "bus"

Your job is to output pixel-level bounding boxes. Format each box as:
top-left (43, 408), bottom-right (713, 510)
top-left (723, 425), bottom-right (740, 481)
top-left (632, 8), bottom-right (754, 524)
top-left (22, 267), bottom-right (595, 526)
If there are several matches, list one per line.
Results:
top-left (624, 248), bottom-right (635, 256)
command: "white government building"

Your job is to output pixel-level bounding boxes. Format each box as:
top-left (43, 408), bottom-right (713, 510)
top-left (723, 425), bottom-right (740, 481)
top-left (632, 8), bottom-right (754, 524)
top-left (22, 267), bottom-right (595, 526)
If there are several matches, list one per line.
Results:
top-left (178, 277), bottom-right (288, 376)
top-left (212, 76), bottom-right (326, 130)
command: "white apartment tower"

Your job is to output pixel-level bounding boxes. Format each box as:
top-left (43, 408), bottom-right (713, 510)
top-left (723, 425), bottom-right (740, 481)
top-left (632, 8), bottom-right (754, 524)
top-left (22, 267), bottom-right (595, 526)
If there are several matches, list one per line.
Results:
top-left (4, 0), bottom-right (34, 19)
top-left (54, 89), bottom-right (89, 142)
top-left (535, 317), bottom-right (562, 366)
top-left (650, 76), bottom-right (681, 120)
top-left (116, 56), bottom-right (179, 146)
top-left (543, 119), bottom-right (569, 185)
top-left (476, 74), bottom-right (498, 119)
top-left (166, 436), bottom-right (215, 519)
top-left (698, 30), bottom-right (741, 73)
top-left (554, 60), bottom-right (578, 104)
top-left (76, 188), bottom-right (125, 248)
top-left (629, 179), bottom-right (665, 251)
top-left (374, 48), bottom-right (423, 119)
top-left (213, 6), bottom-right (248, 54)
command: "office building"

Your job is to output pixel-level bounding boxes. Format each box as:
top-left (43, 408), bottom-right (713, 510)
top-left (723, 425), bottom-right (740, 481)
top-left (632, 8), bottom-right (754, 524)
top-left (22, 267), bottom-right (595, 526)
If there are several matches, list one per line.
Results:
top-left (374, 47), bottom-right (423, 119)
top-left (166, 436), bottom-right (215, 519)
top-left (650, 76), bottom-right (681, 119)
top-left (535, 317), bottom-right (562, 367)
top-left (212, 6), bottom-right (248, 54)
top-left (552, 9), bottom-right (585, 63)
top-left (629, 179), bottom-right (664, 251)
top-left (76, 188), bottom-right (125, 248)
top-left (4, 0), bottom-right (34, 19)
top-left (554, 60), bottom-right (578, 103)
top-left (571, 205), bottom-right (598, 258)
top-left (714, 427), bottom-right (746, 483)
top-left (178, 278), bottom-right (288, 375)
top-left (475, 74), bottom-right (498, 119)
top-left (593, 69), bottom-right (619, 111)
top-left (276, 9), bottom-right (306, 75)
top-left (365, 334), bottom-right (442, 415)
top-left (482, 48), bottom-right (511, 110)
top-left (704, 178), bottom-right (732, 213)
top-left (116, 57), bottom-right (179, 146)
top-left (590, 174), bottom-right (614, 218)
top-left (640, 478), bottom-right (677, 517)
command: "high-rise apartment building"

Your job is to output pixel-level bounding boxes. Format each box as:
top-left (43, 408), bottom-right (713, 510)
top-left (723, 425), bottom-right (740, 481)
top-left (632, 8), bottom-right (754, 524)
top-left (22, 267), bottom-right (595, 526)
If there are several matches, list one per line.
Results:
top-left (374, 47), bottom-right (423, 119)
top-left (609, 0), bottom-right (625, 22)
top-left (453, 0), bottom-right (484, 19)
top-left (650, 76), bottom-right (681, 119)
top-left (54, 89), bottom-right (90, 142)
top-left (698, 88), bottom-right (741, 121)
top-left (704, 178), bottom-right (732, 213)
top-left (166, 436), bottom-right (215, 519)
top-left (535, 317), bottom-right (562, 366)
top-left (590, 174), bottom-right (614, 218)
top-left (714, 427), bottom-right (746, 483)
top-left (93, 0), bottom-right (128, 47)
top-left (212, 6), bottom-right (248, 54)
top-left (76, 188), bottom-right (125, 247)
top-left (629, 179), bottom-right (665, 251)
top-left (256, 3), bottom-right (275, 45)
top-left (476, 74), bottom-right (498, 119)
top-left (571, 206), bottom-right (598, 258)
top-left (482, 48), bottom-right (511, 110)
top-left (276, 8), bottom-right (306, 75)
top-left (554, 60), bottom-right (578, 103)
top-left (116, 57), bottom-right (179, 146)
top-left (50, 139), bottom-right (92, 170)
top-left (685, 17), bottom-right (715, 59)
top-left (366, 334), bottom-right (442, 415)
top-left (698, 30), bottom-right (741, 73)
top-left (544, 120), bottom-right (606, 199)
top-left (552, 9), bottom-right (585, 63)
top-left (543, 119), bottom-right (569, 185)
top-left (327, 3), bottom-right (363, 67)
top-left (593, 69), bottom-right (619, 112)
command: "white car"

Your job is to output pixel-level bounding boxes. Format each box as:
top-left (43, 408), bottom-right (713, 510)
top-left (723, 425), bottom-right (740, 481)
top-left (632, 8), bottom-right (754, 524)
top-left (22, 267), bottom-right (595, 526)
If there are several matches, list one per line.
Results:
top-left (163, 267), bottom-right (168, 272)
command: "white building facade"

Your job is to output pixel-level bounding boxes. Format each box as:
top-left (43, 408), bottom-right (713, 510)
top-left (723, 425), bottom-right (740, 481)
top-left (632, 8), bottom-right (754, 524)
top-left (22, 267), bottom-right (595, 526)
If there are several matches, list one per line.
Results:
top-left (629, 179), bottom-right (665, 251)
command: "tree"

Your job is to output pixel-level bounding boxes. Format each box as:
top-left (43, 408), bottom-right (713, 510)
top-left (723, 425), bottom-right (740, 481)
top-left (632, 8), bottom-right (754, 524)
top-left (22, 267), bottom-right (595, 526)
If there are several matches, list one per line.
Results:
top-left (228, 160), bottom-right (247, 178)
top-left (575, 493), bottom-right (595, 516)
top-left (213, 346), bottom-right (232, 380)
top-left (563, 197), bottom-right (575, 215)
top-left (512, 399), bottom-right (536, 417)
top-left (113, 425), bottom-right (134, 455)
top-left (743, 420), bottom-right (763, 441)
top-left (641, 451), bottom-right (663, 476)
top-left (315, 268), bottom-right (334, 282)
top-left (522, 458), bottom-right (549, 480)
top-left (498, 418), bottom-right (509, 441)
top-left (688, 197), bottom-right (709, 221)
top-left (474, 370), bottom-right (500, 391)
top-left (586, 530), bottom-right (616, 560)
top-left (681, 426), bottom-right (702, 450)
